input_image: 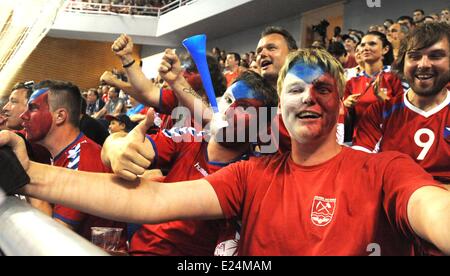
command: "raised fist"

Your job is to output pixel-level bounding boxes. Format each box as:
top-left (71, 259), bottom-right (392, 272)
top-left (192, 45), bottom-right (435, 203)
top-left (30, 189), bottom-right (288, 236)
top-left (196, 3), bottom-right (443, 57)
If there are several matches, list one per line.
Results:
top-left (111, 34), bottom-right (134, 59)
top-left (158, 49), bottom-right (183, 84)
top-left (100, 71), bottom-right (117, 85)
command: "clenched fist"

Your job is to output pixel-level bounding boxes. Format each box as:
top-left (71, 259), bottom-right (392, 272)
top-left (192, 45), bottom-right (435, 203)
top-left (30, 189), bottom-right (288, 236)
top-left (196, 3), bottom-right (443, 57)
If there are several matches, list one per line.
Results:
top-left (158, 49), bottom-right (183, 85)
top-left (100, 71), bottom-right (117, 86)
top-left (112, 34), bottom-right (134, 62)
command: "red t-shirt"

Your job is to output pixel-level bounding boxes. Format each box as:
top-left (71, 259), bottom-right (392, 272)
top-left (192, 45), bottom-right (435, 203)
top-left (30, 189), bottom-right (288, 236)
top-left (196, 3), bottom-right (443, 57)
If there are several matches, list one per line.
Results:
top-left (129, 129), bottom-right (241, 256)
top-left (344, 68), bottom-right (404, 134)
top-left (353, 90), bottom-right (450, 184)
top-left (52, 133), bottom-right (127, 247)
top-left (344, 55), bottom-right (357, 69)
top-left (225, 70), bottom-right (240, 87)
top-left (206, 147), bottom-right (441, 256)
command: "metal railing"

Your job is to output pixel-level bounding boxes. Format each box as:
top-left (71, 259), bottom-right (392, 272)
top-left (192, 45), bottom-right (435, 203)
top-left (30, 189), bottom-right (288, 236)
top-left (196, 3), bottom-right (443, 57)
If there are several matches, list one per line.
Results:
top-left (0, 196), bottom-right (109, 256)
top-left (64, 0), bottom-right (195, 17)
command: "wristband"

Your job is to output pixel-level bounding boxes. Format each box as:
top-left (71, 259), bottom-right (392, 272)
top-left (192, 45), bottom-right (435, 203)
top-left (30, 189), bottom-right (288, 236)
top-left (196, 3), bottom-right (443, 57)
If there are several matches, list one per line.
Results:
top-left (123, 59), bottom-right (136, 68)
top-left (0, 147), bottom-right (30, 195)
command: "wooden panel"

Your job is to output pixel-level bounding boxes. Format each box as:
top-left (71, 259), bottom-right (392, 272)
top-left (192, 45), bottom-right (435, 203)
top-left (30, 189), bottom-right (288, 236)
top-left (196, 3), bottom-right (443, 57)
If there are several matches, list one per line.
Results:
top-left (300, 2), bottom-right (345, 48)
top-left (4, 36), bottom-right (141, 95)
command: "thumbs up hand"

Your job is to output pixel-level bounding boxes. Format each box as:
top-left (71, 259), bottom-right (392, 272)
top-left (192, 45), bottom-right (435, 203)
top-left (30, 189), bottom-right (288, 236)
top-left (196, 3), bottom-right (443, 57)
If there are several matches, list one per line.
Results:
top-left (101, 109), bottom-right (156, 181)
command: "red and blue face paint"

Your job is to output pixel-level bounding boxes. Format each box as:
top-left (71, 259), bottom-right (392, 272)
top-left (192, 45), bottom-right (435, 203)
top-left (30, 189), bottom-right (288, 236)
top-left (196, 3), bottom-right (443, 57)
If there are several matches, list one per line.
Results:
top-left (287, 62), bottom-right (325, 84)
top-left (215, 80), bottom-right (266, 146)
top-left (281, 61), bottom-right (340, 143)
top-left (20, 88), bottom-right (53, 142)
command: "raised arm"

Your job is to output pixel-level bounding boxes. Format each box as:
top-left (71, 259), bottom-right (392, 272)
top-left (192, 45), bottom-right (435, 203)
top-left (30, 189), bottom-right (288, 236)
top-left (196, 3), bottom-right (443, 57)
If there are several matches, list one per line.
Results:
top-left (0, 131), bottom-right (224, 225)
top-left (111, 34), bottom-right (161, 107)
top-left (100, 71), bottom-right (135, 95)
top-left (408, 186), bottom-right (450, 255)
top-left (158, 49), bottom-right (213, 124)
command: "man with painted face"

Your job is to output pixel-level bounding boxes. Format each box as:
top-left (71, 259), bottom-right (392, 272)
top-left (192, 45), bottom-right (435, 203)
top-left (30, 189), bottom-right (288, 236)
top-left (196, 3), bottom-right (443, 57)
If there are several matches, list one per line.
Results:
top-left (2, 82), bottom-right (52, 214)
top-left (100, 71), bottom-right (277, 256)
top-left (354, 23), bottom-right (450, 187)
top-left (19, 80), bottom-right (127, 247)
top-left (2, 48), bottom-right (450, 255)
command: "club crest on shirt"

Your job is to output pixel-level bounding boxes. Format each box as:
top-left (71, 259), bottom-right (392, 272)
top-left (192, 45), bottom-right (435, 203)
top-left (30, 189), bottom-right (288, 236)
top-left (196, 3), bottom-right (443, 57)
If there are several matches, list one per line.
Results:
top-left (311, 196), bottom-right (336, 227)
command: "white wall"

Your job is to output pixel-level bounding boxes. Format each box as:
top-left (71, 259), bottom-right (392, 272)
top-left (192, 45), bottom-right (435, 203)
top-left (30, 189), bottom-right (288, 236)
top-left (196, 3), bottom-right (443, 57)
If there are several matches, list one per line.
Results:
top-left (52, 12), bottom-right (158, 36)
top-left (140, 14), bottom-right (301, 57)
top-left (157, 0), bottom-right (253, 36)
top-left (344, 0), bottom-right (449, 32)
top-left (206, 14), bottom-right (301, 55)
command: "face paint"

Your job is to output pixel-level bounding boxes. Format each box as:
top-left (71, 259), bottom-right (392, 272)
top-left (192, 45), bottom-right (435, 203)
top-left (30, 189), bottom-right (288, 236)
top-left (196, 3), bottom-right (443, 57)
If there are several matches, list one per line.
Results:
top-left (281, 62), bottom-right (340, 144)
top-left (213, 80), bottom-right (266, 147)
top-left (287, 61), bottom-right (325, 83)
top-left (218, 81), bottom-right (265, 113)
top-left (20, 88), bottom-right (53, 143)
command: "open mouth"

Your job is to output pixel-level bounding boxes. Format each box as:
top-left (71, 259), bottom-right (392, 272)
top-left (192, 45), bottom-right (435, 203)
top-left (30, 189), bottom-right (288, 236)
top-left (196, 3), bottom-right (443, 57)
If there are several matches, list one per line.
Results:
top-left (260, 60), bottom-right (272, 70)
top-left (296, 111), bottom-right (322, 119)
top-left (415, 74), bottom-right (434, 81)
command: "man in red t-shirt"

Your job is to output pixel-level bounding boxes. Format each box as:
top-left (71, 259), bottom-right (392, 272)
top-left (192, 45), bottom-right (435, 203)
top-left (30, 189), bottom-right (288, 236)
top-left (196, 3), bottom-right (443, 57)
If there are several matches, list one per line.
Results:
top-left (101, 72), bottom-right (278, 255)
top-left (224, 52), bottom-right (242, 87)
top-left (19, 80), bottom-right (127, 248)
top-left (354, 23), bottom-right (450, 185)
top-left (1, 48), bottom-right (449, 256)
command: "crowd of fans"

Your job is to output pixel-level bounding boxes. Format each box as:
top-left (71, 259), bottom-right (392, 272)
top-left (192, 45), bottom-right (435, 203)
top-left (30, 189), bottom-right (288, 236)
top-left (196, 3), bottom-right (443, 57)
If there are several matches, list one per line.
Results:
top-left (0, 6), bottom-right (449, 256)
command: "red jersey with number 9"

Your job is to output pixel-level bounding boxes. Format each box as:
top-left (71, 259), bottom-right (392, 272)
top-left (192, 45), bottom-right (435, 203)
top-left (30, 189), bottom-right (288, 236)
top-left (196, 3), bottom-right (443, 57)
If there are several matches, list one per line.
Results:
top-left (353, 90), bottom-right (450, 183)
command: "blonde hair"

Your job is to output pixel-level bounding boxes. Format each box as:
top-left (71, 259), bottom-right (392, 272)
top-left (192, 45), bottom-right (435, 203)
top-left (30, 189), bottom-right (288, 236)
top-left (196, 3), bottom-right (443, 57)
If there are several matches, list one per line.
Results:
top-left (277, 48), bottom-right (346, 98)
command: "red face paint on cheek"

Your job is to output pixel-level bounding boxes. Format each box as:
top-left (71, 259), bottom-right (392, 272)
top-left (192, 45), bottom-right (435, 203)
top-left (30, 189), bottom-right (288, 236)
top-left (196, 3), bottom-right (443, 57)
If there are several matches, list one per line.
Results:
top-left (23, 93), bottom-right (53, 142)
top-left (223, 99), bottom-right (264, 141)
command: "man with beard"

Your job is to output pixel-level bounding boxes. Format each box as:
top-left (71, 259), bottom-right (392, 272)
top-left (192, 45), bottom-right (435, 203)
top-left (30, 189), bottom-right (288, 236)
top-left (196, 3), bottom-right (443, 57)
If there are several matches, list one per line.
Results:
top-left (2, 48), bottom-right (449, 256)
top-left (353, 23), bottom-right (450, 187)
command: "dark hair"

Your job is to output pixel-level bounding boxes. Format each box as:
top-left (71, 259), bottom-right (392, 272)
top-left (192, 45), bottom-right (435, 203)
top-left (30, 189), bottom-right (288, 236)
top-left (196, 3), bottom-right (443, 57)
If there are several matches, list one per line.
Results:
top-left (11, 81), bottom-right (34, 100)
top-left (233, 71), bottom-right (278, 110)
top-left (240, 60), bottom-right (249, 69)
top-left (384, 19), bottom-right (394, 25)
top-left (227, 52), bottom-right (241, 65)
top-left (110, 86), bottom-right (121, 94)
top-left (393, 22), bottom-right (450, 78)
top-left (88, 88), bottom-right (99, 98)
top-left (365, 31), bottom-right (394, 65)
top-left (327, 42), bottom-right (347, 57)
top-left (34, 80), bottom-right (82, 127)
top-left (81, 97), bottom-right (87, 115)
top-left (261, 26), bottom-right (298, 51)
top-left (397, 15), bottom-right (415, 26)
top-left (414, 9), bottom-right (425, 15)
top-left (334, 26), bottom-right (342, 36)
top-left (212, 47), bottom-right (221, 54)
